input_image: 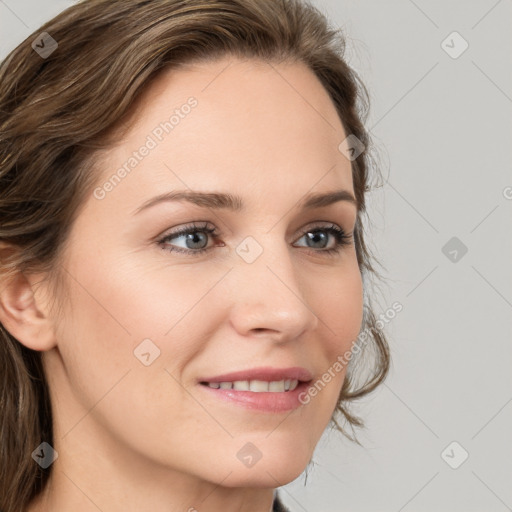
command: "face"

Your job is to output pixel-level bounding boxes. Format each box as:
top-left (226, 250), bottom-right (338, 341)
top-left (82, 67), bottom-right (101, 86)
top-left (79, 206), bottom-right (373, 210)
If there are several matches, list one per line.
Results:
top-left (43, 56), bottom-right (363, 489)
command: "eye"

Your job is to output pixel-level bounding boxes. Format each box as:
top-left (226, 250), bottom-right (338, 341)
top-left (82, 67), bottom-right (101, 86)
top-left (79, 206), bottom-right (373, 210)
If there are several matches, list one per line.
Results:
top-left (157, 222), bottom-right (220, 255)
top-left (293, 223), bottom-right (353, 256)
top-left (156, 222), bottom-right (353, 257)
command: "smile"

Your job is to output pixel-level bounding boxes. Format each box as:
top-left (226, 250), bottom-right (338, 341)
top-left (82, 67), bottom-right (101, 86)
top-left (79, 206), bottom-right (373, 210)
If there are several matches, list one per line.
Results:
top-left (200, 379), bottom-right (299, 392)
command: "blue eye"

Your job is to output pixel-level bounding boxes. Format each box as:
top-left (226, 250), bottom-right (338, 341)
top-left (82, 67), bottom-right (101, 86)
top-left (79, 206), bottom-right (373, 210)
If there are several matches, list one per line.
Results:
top-left (158, 222), bottom-right (218, 255)
top-left (157, 222), bottom-right (353, 257)
top-left (295, 224), bottom-right (353, 255)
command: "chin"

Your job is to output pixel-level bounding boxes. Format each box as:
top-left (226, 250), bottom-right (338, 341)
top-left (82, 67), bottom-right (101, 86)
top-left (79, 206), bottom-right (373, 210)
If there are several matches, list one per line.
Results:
top-left (221, 464), bottom-right (307, 489)
top-left (216, 445), bottom-right (312, 488)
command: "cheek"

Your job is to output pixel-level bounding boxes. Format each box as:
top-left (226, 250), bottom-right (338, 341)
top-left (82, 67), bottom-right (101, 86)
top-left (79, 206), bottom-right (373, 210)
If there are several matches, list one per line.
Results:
top-left (299, 265), bottom-right (363, 407)
top-left (313, 264), bottom-right (363, 353)
top-left (54, 250), bottom-right (223, 416)
top-left (52, 263), bottom-right (199, 456)
top-left (99, 255), bottom-right (230, 340)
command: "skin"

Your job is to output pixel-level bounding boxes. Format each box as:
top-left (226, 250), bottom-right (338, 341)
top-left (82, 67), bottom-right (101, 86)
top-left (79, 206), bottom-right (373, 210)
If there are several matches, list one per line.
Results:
top-left (1, 56), bottom-right (363, 512)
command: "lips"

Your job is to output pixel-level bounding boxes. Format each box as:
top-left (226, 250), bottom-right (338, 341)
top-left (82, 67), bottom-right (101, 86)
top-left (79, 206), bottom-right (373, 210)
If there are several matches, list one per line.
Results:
top-left (197, 366), bottom-right (313, 384)
top-left (198, 379), bottom-right (313, 412)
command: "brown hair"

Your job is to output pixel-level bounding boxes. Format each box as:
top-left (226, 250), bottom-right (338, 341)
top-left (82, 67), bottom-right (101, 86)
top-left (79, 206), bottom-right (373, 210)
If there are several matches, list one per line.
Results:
top-left (0, 0), bottom-right (391, 509)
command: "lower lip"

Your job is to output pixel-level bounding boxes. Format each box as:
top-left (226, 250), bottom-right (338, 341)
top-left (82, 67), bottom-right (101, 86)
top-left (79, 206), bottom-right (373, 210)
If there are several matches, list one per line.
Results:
top-left (198, 381), bottom-right (311, 412)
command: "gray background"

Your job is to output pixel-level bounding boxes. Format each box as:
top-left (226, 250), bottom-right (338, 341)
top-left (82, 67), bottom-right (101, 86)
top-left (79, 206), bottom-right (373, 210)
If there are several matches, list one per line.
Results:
top-left (1, 1), bottom-right (511, 511)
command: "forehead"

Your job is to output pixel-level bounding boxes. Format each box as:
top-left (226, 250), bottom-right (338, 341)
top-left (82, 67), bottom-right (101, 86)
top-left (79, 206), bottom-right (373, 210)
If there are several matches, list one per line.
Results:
top-left (91, 56), bottom-right (354, 212)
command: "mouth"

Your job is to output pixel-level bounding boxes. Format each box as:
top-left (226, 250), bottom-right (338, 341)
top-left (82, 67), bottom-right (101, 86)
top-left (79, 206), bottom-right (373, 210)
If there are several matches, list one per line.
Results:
top-left (199, 378), bottom-right (304, 392)
top-left (196, 366), bottom-right (314, 412)
top-left (198, 379), bottom-right (312, 414)
top-left (197, 366), bottom-right (313, 387)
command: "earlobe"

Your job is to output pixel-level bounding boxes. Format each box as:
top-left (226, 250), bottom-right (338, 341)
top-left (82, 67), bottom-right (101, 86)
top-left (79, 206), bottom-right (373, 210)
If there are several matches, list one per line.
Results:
top-left (0, 271), bottom-right (57, 352)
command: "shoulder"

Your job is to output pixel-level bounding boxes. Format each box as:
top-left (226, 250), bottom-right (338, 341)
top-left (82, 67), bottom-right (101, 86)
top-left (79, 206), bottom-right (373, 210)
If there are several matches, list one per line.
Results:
top-left (272, 492), bottom-right (291, 512)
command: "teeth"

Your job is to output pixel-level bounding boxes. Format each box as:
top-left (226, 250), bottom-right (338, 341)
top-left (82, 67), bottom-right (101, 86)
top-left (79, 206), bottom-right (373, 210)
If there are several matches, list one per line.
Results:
top-left (251, 380), bottom-right (271, 392)
top-left (207, 379), bottom-right (299, 392)
top-left (233, 380), bottom-right (250, 391)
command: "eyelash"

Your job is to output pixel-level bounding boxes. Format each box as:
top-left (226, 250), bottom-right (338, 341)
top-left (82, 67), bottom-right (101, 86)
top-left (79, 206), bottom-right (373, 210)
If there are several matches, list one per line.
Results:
top-left (157, 221), bottom-right (353, 258)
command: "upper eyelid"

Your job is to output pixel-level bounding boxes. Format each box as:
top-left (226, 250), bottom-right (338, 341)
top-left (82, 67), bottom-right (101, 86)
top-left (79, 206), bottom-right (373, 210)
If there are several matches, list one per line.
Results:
top-left (160, 221), bottom-right (347, 238)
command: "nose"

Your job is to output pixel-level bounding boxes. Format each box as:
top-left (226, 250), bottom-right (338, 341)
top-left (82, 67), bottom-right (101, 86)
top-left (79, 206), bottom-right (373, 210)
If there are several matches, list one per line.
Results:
top-left (226, 237), bottom-right (319, 343)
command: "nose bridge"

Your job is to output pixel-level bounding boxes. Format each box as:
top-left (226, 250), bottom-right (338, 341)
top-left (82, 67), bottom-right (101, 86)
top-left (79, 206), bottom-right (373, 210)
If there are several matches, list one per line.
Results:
top-left (227, 233), bottom-right (319, 339)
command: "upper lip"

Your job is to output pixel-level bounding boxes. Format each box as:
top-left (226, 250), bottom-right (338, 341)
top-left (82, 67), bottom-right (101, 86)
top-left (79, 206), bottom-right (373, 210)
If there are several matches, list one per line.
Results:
top-left (198, 366), bottom-right (313, 384)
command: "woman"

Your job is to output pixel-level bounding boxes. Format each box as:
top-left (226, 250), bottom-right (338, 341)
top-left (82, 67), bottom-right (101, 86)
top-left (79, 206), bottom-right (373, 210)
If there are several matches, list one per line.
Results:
top-left (0, 0), bottom-right (390, 510)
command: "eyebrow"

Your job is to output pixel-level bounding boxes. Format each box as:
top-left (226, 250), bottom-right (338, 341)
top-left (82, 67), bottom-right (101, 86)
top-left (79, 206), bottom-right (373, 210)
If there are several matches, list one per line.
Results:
top-left (132, 188), bottom-right (357, 215)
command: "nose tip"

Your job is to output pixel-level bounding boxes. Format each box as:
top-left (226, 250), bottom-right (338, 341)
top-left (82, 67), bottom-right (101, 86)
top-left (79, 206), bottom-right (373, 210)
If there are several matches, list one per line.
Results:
top-left (227, 257), bottom-right (319, 342)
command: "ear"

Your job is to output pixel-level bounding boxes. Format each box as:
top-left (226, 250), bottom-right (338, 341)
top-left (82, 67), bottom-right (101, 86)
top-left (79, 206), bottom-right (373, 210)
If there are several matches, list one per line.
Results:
top-left (0, 271), bottom-right (57, 351)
